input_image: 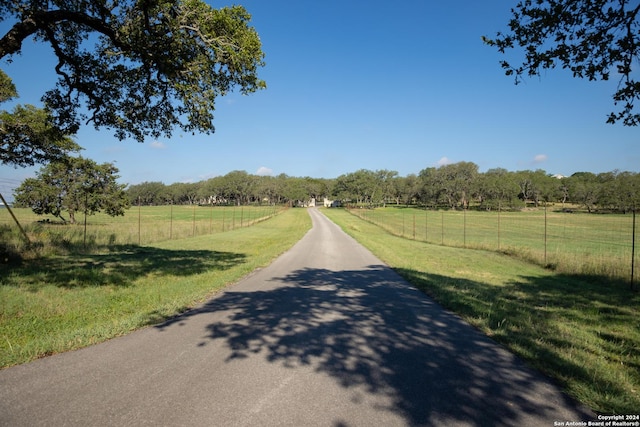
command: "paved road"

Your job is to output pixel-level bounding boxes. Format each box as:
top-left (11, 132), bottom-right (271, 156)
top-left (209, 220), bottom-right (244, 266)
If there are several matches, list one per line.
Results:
top-left (1, 208), bottom-right (593, 426)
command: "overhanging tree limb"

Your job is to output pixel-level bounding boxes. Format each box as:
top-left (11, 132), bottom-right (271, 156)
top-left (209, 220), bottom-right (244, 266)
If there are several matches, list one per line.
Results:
top-left (484, 0), bottom-right (640, 126)
top-left (0, 1), bottom-right (265, 142)
top-left (0, 10), bottom-right (121, 58)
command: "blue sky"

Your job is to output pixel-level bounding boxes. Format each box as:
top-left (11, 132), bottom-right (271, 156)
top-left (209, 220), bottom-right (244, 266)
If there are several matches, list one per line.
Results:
top-left (1, 0), bottom-right (639, 197)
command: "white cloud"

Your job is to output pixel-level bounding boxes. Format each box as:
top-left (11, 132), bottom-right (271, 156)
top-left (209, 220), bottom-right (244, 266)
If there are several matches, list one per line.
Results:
top-left (533, 154), bottom-right (548, 163)
top-left (256, 166), bottom-right (273, 176)
top-left (436, 157), bottom-right (452, 167)
top-left (199, 172), bottom-right (221, 181)
top-left (150, 141), bottom-right (166, 149)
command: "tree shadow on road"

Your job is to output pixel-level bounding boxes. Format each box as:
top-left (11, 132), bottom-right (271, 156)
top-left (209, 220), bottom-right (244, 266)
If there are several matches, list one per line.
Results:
top-left (395, 267), bottom-right (639, 415)
top-left (156, 265), bottom-right (592, 426)
top-left (0, 245), bottom-right (247, 290)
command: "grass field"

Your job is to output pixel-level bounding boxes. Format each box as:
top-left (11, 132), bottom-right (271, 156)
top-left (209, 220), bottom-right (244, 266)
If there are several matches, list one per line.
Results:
top-left (1, 204), bottom-right (283, 259)
top-left (323, 207), bottom-right (640, 415)
top-left (349, 206), bottom-right (637, 282)
top-left (0, 207), bottom-right (311, 368)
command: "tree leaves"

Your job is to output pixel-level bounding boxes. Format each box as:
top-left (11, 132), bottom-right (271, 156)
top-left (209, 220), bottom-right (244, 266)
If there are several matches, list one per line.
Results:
top-left (13, 156), bottom-right (129, 223)
top-left (0, 0), bottom-right (265, 142)
top-left (484, 0), bottom-right (640, 126)
top-left (0, 104), bottom-right (81, 167)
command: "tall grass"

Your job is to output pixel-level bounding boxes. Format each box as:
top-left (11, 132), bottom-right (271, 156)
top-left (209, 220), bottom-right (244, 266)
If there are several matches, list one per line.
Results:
top-left (323, 207), bottom-right (640, 414)
top-left (0, 208), bottom-right (311, 368)
top-left (349, 206), bottom-right (637, 283)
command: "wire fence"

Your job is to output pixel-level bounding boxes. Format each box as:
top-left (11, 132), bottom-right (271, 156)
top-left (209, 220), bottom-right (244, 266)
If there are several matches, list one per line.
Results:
top-left (4, 201), bottom-right (637, 288)
top-left (1, 204), bottom-right (286, 256)
top-left (346, 205), bottom-right (638, 288)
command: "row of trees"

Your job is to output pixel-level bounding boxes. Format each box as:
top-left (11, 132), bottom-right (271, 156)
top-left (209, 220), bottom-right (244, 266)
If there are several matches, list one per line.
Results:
top-left (125, 162), bottom-right (640, 213)
top-left (335, 165), bottom-right (640, 212)
top-left (11, 159), bottom-right (639, 225)
top-left (126, 171), bottom-right (331, 207)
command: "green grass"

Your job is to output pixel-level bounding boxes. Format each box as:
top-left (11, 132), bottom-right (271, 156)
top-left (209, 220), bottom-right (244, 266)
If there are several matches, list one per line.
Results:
top-left (1, 205), bottom-right (283, 260)
top-left (0, 208), bottom-right (311, 368)
top-left (323, 208), bottom-right (640, 415)
top-left (350, 206), bottom-right (637, 282)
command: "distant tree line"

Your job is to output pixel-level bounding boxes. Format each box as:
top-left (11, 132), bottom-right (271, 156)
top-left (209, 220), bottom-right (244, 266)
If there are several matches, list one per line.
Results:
top-left (126, 171), bottom-right (331, 207)
top-left (126, 163), bottom-right (640, 213)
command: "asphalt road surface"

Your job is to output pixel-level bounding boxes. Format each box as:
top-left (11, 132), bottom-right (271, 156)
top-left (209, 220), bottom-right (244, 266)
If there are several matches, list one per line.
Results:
top-left (0, 208), bottom-right (593, 426)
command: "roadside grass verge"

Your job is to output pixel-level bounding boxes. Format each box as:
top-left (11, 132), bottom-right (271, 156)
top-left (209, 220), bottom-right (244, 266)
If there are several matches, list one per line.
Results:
top-left (0, 208), bottom-right (311, 369)
top-left (323, 208), bottom-right (640, 415)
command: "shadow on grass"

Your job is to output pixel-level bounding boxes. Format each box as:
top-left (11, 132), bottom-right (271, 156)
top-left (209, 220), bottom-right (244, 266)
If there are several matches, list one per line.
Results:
top-left (156, 265), bottom-right (592, 425)
top-left (0, 245), bottom-right (247, 290)
top-left (393, 268), bottom-right (640, 415)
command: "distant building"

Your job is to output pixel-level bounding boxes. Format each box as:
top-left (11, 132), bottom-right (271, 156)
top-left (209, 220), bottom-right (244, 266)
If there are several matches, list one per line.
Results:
top-left (323, 198), bottom-right (341, 208)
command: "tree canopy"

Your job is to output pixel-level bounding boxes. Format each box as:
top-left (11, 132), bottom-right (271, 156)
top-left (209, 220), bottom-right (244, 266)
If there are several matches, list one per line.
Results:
top-left (0, 102), bottom-right (81, 167)
top-left (483, 0), bottom-right (640, 126)
top-left (0, 0), bottom-right (265, 142)
top-left (14, 156), bottom-right (129, 223)
top-left (0, 68), bottom-right (81, 167)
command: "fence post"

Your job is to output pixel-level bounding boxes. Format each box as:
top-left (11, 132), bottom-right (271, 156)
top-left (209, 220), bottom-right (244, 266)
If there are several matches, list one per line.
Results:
top-left (413, 212), bottom-right (416, 240)
top-left (544, 204), bottom-right (548, 265)
top-left (425, 208), bottom-right (428, 242)
top-left (170, 202), bottom-right (173, 240)
top-left (632, 209), bottom-right (636, 291)
top-left (497, 202), bottom-right (501, 251)
top-left (222, 206), bottom-right (226, 232)
top-left (424, 206), bottom-right (429, 242)
top-left (441, 210), bottom-right (444, 245)
top-left (138, 197), bottom-right (141, 245)
top-left (402, 210), bottom-right (405, 237)
top-left (192, 203), bottom-right (196, 236)
top-left (83, 193), bottom-right (88, 250)
top-left (463, 207), bottom-right (467, 248)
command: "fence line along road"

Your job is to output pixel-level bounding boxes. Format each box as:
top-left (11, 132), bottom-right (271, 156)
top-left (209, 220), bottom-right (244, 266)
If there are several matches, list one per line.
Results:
top-left (349, 205), bottom-right (638, 287)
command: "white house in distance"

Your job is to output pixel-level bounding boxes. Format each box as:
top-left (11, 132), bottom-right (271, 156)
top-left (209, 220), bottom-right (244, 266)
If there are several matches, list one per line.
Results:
top-left (323, 198), bottom-right (341, 208)
top-left (298, 197), bottom-right (341, 208)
